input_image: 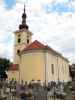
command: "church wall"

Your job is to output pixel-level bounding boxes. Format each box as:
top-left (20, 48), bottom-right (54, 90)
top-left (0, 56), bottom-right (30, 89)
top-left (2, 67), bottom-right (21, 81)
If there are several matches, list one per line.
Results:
top-left (14, 30), bottom-right (32, 64)
top-left (62, 60), bottom-right (70, 82)
top-left (7, 49), bottom-right (70, 83)
top-left (57, 56), bottom-right (70, 82)
top-left (45, 51), bottom-right (70, 83)
top-left (8, 71), bottom-right (19, 81)
top-left (14, 31), bottom-right (31, 46)
top-left (45, 51), bottom-right (58, 83)
top-left (20, 50), bottom-right (70, 83)
top-left (20, 51), bottom-right (45, 82)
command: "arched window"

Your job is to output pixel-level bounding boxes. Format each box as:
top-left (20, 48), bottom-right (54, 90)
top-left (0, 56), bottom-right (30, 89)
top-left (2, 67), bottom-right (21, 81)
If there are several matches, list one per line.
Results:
top-left (27, 35), bottom-right (29, 44)
top-left (18, 34), bottom-right (21, 37)
top-left (27, 38), bottom-right (29, 44)
top-left (51, 64), bottom-right (54, 74)
top-left (17, 49), bottom-right (20, 54)
top-left (18, 38), bottom-right (21, 43)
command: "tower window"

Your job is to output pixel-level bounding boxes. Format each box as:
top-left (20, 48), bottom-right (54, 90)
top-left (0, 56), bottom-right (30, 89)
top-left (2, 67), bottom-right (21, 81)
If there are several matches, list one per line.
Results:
top-left (18, 34), bottom-right (21, 37)
top-left (27, 39), bottom-right (29, 44)
top-left (51, 64), bottom-right (54, 74)
top-left (17, 49), bottom-right (20, 54)
top-left (18, 38), bottom-right (21, 43)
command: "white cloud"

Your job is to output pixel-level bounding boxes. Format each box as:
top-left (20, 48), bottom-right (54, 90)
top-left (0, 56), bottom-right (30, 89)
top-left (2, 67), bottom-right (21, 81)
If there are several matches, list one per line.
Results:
top-left (0, 0), bottom-right (75, 63)
top-left (56, 0), bottom-right (69, 3)
top-left (0, 0), bottom-right (4, 4)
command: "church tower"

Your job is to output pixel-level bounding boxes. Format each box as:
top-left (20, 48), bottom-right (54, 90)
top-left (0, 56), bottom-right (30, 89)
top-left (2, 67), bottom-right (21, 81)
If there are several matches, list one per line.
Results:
top-left (14, 5), bottom-right (32, 64)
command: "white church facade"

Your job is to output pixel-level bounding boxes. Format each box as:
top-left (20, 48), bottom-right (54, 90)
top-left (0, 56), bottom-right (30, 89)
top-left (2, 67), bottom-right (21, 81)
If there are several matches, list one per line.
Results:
top-left (8, 5), bottom-right (70, 84)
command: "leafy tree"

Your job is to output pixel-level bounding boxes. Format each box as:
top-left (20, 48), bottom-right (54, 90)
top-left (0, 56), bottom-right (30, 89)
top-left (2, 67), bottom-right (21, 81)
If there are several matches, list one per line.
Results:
top-left (0, 58), bottom-right (11, 80)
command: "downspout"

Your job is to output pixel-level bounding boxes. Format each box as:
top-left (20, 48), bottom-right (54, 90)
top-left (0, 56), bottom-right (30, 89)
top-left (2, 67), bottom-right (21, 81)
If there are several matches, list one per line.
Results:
top-left (18, 52), bottom-right (22, 83)
top-left (57, 55), bottom-right (59, 83)
top-left (44, 49), bottom-right (47, 86)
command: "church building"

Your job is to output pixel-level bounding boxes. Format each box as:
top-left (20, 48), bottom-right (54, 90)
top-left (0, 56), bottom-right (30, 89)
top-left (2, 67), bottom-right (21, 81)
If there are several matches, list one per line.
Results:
top-left (8, 5), bottom-right (70, 84)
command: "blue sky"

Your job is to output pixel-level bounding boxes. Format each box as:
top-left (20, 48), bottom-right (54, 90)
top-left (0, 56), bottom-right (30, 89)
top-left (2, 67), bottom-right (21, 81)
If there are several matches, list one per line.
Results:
top-left (4, 0), bottom-right (16, 9)
top-left (43, 2), bottom-right (75, 13)
top-left (4, 0), bottom-right (74, 13)
top-left (0, 0), bottom-right (75, 63)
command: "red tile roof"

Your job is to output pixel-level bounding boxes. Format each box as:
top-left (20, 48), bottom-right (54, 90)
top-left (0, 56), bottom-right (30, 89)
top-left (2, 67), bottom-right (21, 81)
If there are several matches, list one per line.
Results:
top-left (23, 40), bottom-right (58, 54)
top-left (9, 64), bottom-right (19, 71)
top-left (24, 40), bottom-right (46, 50)
top-left (22, 40), bottom-right (68, 62)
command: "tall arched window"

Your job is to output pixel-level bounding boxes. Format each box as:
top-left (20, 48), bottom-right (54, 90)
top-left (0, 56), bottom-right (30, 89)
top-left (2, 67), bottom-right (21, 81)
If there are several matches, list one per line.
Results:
top-left (27, 35), bottom-right (29, 44)
top-left (27, 38), bottom-right (29, 44)
top-left (51, 64), bottom-right (54, 74)
top-left (18, 38), bottom-right (21, 43)
top-left (17, 49), bottom-right (20, 55)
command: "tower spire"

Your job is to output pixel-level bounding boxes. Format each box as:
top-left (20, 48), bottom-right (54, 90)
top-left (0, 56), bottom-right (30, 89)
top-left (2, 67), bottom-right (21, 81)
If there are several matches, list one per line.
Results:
top-left (24, 4), bottom-right (25, 13)
top-left (19, 4), bottom-right (28, 30)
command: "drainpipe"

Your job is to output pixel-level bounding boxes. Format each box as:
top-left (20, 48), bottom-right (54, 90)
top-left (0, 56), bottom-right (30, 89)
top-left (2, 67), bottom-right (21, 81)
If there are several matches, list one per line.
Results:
top-left (57, 56), bottom-right (59, 84)
top-left (44, 50), bottom-right (47, 86)
top-left (18, 52), bottom-right (22, 83)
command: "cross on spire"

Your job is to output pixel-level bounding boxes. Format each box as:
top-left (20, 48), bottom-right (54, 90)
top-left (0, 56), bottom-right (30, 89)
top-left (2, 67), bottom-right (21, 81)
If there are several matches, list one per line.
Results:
top-left (24, 4), bottom-right (25, 13)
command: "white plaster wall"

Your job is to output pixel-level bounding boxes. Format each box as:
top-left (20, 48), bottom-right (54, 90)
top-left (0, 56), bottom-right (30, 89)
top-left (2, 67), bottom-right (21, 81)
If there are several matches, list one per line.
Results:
top-left (45, 51), bottom-right (70, 83)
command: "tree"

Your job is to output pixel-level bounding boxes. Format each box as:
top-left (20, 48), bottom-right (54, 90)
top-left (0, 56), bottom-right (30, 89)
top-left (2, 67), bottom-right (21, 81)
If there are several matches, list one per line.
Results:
top-left (0, 58), bottom-right (11, 80)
